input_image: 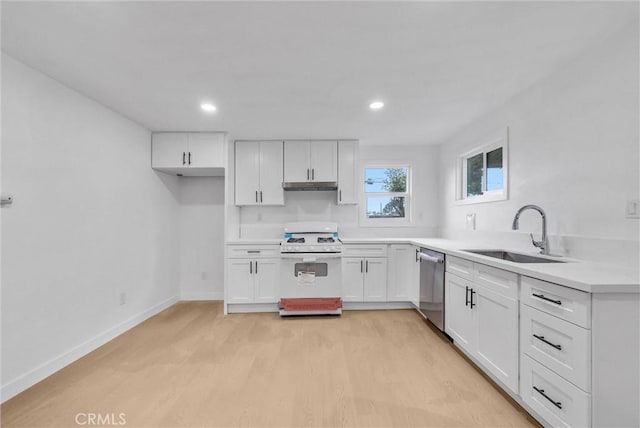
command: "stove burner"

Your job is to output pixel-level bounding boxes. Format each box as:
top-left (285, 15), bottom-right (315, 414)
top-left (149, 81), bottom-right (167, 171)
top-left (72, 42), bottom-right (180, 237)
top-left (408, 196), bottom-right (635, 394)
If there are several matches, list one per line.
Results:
top-left (287, 238), bottom-right (305, 243)
top-left (317, 237), bottom-right (335, 244)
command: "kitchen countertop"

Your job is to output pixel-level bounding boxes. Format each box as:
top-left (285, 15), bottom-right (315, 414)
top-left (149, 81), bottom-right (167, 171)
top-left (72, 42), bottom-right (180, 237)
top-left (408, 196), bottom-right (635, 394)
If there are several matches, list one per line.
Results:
top-left (226, 237), bottom-right (640, 293)
top-left (341, 237), bottom-right (640, 294)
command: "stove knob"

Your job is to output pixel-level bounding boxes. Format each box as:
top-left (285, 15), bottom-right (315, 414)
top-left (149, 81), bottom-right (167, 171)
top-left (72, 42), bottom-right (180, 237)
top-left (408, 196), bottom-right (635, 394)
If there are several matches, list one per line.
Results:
top-left (295, 246), bottom-right (300, 251)
top-left (310, 246), bottom-right (315, 251)
top-left (324, 246), bottom-right (329, 251)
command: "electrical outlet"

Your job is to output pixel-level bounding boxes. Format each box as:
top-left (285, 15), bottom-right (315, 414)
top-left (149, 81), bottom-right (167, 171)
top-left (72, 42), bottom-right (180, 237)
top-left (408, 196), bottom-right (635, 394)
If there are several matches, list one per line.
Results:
top-left (466, 213), bottom-right (476, 230)
top-left (626, 200), bottom-right (640, 219)
top-left (119, 292), bottom-right (126, 306)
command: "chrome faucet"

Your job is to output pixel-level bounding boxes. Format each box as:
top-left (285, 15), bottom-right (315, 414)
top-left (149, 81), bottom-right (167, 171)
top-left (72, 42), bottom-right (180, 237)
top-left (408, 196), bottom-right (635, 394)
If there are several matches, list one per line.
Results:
top-left (512, 205), bottom-right (549, 255)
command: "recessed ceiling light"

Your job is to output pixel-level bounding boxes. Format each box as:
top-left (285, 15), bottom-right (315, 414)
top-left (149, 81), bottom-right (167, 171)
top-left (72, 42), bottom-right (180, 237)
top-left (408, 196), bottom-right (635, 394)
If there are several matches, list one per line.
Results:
top-left (369, 101), bottom-right (384, 110)
top-left (200, 103), bottom-right (217, 112)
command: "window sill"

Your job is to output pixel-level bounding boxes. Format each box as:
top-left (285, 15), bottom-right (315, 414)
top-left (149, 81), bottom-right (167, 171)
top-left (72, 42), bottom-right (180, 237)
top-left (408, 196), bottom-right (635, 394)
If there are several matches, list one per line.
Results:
top-left (454, 192), bottom-right (508, 205)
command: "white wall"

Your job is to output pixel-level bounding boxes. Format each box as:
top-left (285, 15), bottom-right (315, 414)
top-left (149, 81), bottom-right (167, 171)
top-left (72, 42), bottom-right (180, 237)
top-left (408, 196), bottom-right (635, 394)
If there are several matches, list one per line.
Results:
top-left (236, 144), bottom-right (441, 239)
top-left (439, 21), bottom-right (639, 268)
top-left (0, 54), bottom-right (182, 401)
top-left (177, 177), bottom-right (225, 300)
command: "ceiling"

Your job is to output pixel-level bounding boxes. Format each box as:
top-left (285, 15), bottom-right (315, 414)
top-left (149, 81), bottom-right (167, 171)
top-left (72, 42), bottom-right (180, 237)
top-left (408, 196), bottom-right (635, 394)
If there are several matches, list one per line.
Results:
top-left (1, 1), bottom-right (636, 145)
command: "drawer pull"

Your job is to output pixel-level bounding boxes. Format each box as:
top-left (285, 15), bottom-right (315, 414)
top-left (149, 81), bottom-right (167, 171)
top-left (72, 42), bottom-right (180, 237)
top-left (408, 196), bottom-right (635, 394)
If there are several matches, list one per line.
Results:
top-left (465, 286), bottom-right (470, 307)
top-left (247, 250), bottom-right (261, 254)
top-left (533, 334), bottom-right (562, 350)
top-left (533, 386), bottom-right (562, 409)
top-left (470, 289), bottom-right (476, 308)
top-left (532, 293), bottom-right (562, 305)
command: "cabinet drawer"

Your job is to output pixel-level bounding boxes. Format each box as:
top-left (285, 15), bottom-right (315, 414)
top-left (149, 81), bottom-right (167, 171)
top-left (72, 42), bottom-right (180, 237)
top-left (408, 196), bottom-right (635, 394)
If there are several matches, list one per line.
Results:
top-left (521, 277), bottom-right (591, 329)
top-left (446, 256), bottom-right (474, 281)
top-left (521, 354), bottom-right (590, 428)
top-left (474, 263), bottom-right (518, 299)
top-left (227, 245), bottom-right (281, 258)
top-left (521, 304), bottom-right (591, 392)
top-left (342, 244), bottom-right (388, 258)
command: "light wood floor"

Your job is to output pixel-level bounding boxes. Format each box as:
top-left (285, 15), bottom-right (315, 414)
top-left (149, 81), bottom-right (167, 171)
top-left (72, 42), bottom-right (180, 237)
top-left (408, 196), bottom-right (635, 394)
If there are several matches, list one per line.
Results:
top-left (2, 302), bottom-right (539, 427)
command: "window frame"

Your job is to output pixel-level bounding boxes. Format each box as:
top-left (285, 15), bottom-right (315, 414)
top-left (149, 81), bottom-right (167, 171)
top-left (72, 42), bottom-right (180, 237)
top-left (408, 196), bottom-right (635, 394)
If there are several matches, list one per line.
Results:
top-left (455, 129), bottom-right (509, 205)
top-left (360, 163), bottom-right (412, 227)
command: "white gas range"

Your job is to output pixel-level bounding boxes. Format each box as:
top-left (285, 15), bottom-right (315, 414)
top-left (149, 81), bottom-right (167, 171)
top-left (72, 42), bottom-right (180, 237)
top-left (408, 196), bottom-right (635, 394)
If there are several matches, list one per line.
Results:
top-left (278, 222), bottom-right (343, 312)
top-left (280, 222), bottom-right (343, 255)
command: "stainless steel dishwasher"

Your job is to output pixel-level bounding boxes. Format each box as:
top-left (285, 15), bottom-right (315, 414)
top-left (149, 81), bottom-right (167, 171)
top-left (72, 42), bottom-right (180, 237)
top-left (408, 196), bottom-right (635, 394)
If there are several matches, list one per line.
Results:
top-left (418, 248), bottom-right (446, 332)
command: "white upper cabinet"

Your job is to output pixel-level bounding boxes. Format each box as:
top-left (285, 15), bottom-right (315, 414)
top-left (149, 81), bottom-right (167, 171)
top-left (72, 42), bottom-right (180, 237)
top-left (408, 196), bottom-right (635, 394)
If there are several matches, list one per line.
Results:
top-left (235, 140), bottom-right (284, 206)
top-left (337, 140), bottom-right (358, 204)
top-left (283, 140), bottom-right (337, 183)
top-left (152, 132), bottom-right (225, 176)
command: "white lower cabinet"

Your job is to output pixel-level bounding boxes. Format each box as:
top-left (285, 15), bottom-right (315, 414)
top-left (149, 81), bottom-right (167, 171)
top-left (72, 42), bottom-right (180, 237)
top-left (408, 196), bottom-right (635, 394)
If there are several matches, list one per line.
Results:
top-left (387, 244), bottom-right (420, 303)
top-left (342, 257), bottom-right (388, 302)
top-left (475, 285), bottom-right (518, 393)
top-left (520, 304), bottom-right (591, 391)
top-left (445, 261), bottom-right (519, 394)
top-left (444, 273), bottom-right (475, 351)
top-left (521, 354), bottom-right (590, 428)
top-left (226, 257), bottom-right (280, 304)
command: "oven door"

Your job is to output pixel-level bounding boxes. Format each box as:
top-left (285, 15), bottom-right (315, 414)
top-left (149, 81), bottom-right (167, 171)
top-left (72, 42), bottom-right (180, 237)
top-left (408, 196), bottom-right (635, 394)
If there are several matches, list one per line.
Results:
top-left (279, 253), bottom-right (343, 299)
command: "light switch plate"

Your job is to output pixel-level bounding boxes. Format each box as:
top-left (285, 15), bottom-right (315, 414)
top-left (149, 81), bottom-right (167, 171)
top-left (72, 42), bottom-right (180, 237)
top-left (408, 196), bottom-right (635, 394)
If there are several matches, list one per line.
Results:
top-left (466, 213), bottom-right (476, 230)
top-left (626, 200), bottom-right (640, 219)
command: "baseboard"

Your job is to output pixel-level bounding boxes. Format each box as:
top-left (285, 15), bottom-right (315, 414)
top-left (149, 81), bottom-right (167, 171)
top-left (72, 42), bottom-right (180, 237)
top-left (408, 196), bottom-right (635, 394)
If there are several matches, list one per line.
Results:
top-left (180, 291), bottom-right (224, 301)
top-left (343, 301), bottom-right (415, 310)
top-left (0, 295), bottom-right (179, 403)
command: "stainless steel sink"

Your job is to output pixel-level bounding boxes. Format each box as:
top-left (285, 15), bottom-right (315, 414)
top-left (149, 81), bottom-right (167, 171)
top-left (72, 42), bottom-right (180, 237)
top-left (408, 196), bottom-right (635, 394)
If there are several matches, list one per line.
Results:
top-left (462, 250), bottom-right (566, 264)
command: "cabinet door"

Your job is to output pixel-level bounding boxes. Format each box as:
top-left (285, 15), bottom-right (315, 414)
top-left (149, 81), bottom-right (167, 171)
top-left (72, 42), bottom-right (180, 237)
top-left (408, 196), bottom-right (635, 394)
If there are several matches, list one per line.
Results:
top-left (152, 133), bottom-right (188, 168)
top-left (337, 140), bottom-right (358, 204)
top-left (342, 258), bottom-right (364, 302)
top-left (387, 245), bottom-right (412, 301)
top-left (235, 141), bottom-right (261, 206)
top-left (364, 258), bottom-right (387, 302)
top-left (445, 273), bottom-right (475, 353)
top-left (283, 141), bottom-right (310, 182)
top-left (475, 286), bottom-right (519, 393)
top-left (258, 141), bottom-right (284, 205)
top-left (227, 259), bottom-right (254, 303)
top-left (254, 258), bottom-right (280, 303)
top-left (310, 140), bottom-right (337, 182)
top-left (410, 246), bottom-right (421, 306)
top-left (187, 133), bottom-right (224, 168)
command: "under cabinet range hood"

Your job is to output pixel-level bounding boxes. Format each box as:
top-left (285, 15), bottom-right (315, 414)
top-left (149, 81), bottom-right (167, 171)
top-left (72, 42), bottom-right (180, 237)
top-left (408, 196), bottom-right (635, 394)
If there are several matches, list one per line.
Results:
top-left (282, 181), bottom-right (338, 191)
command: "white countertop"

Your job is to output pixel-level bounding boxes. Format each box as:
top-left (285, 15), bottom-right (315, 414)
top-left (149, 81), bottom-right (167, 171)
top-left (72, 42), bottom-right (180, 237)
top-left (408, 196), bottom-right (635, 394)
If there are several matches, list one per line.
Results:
top-left (226, 237), bottom-right (640, 293)
top-left (341, 237), bottom-right (640, 294)
top-left (227, 239), bottom-right (282, 245)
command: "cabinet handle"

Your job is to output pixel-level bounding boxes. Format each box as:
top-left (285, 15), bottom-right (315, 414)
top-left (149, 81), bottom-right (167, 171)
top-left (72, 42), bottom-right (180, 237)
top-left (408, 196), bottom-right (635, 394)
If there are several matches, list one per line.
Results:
top-left (339, 190), bottom-right (342, 202)
top-left (312, 168), bottom-right (315, 180)
top-left (247, 250), bottom-right (260, 254)
top-left (188, 152), bottom-right (191, 165)
top-left (260, 191), bottom-right (263, 203)
top-left (307, 169), bottom-right (310, 180)
top-left (465, 286), bottom-right (470, 306)
top-left (255, 261), bottom-right (258, 274)
top-left (183, 152), bottom-right (186, 165)
top-left (470, 289), bottom-right (476, 308)
top-left (533, 334), bottom-right (562, 350)
top-left (532, 293), bottom-right (562, 306)
top-left (249, 261), bottom-right (253, 274)
top-left (360, 260), bottom-right (363, 273)
top-left (255, 191), bottom-right (258, 203)
top-left (533, 386), bottom-right (562, 409)
top-left (416, 248), bottom-right (420, 262)
top-left (365, 260), bottom-right (369, 273)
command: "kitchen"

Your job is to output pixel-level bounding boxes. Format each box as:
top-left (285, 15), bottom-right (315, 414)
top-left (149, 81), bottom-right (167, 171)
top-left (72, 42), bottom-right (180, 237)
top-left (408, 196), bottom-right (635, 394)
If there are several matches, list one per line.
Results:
top-left (1, 1), bottom-right (639, 427)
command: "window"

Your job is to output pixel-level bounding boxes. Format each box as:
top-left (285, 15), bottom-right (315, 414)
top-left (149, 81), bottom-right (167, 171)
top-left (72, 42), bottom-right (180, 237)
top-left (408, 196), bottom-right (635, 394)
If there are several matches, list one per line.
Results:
top-left (361, 165), bottom-right (411, 225)
top-left (456, 129), bottom-right (508, 204)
